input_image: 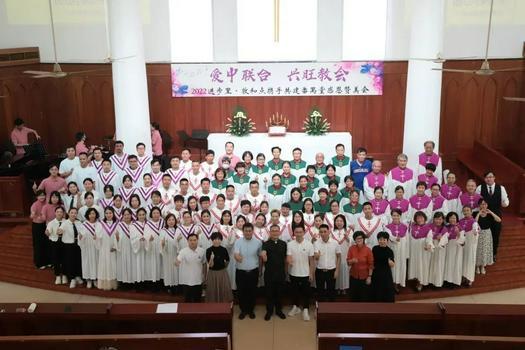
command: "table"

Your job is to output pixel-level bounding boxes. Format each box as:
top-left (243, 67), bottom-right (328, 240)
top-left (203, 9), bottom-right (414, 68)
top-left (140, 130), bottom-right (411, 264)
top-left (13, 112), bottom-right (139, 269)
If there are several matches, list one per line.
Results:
top-left (208, 132), bottom-right (352, 164)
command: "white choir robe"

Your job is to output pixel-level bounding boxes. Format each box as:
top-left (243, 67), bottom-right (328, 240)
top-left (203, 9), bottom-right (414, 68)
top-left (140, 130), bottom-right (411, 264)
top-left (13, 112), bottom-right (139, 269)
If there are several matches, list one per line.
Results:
top-left (279, 214), bottom-right (293, 242)
top-left (431, 196), bottom-right (449, 218)
top-left (136, 185), bottom-right (156, 206)
top-left (200, 161), bottom-right (217, 180)
top-left (253, 226), bottom-right (269, 242)
top-left (324, 211), bottom-right (343, 231)
top-left (408, 230), bottom-right (434, 286)
top-left (244, 192), bottom-right (267, 213)
top-left (146, 203), bottom-right (169, 219)
top-left (165, 168), bottom-right (187, 189)
top-left (115, 222), bottom-right (134, 283)
top-left (386, 169), bottom-right (415, 200)
top-left (209, 207), bottom-right (225, 224)
top-left (137, 155), bottom-right (153, 174)
top-left (197, 222), bottom-right (217, 251)
top-left (130, 222), bottom-right (147, 283)
top-left (96, 221), bottom-right (118, 290)
top-left (386, 231), bottom-right (409, 287)
top-left (225, 196), bottom-right (241, 217)
top-left (160, 228), bottom-right (179, 287)
top-left (78, 205), bottom-right (104, 222)
top-left (110, 153), bottom-right (129, 178)
top-left (332, 228), bottom-right (353, 290)
top-left (157, 184), bottom-right (177, 208)
top-left (187, 172), bottom-right (205, 195)
top-left (218, 224), bottom-right (237, 289)
top-left (355, 216), bottom-right (384, 248)
top-left (428, 231), bottom-right (449, 287)
top-left (408, 200), bottom-right (433, 224)
top-left (175, 224), bottom-right (198, 252)
top-left (125, 167), bottom-right (146, 188)
top-left (238, 211), bottom-right (255, 223)
top-left (180, 159), bottom-right (192, 172)
top-left (251, 172), bottom-right (271, 193)
top-left (144, 221), bottom-right (164, 282)
top-left (417, 152), bottom-right (443, 184)
top-left (266, 191), bottom-right (286, 212)
top-left (78, 222), bottom-right (101, 280)
top-left (96, 170), bottom-right (121, 194)
top-left (462, 222), bottom-right (479, 283)
top-left (363, 174), bottom-right (388, 201)
top-left (59, 156), bottom-right (80, 184)
top-left (444, 229), bottom-right (465, 286)
top-left (195, 189), bottom-right (217, 206)
top-left (80, 190), bottom-right (101, 207)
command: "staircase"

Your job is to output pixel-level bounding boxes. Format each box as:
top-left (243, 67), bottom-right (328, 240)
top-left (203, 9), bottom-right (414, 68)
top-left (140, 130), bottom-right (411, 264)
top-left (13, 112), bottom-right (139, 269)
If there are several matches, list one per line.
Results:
top-left (0, 218), bottom-right (523, 302)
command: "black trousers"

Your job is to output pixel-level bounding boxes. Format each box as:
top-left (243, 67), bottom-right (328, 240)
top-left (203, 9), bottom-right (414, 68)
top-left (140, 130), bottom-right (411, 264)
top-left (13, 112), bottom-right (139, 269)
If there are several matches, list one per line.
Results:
top-left (316, 268), bottom-right (336, 302)
top-left (49, 240), bottom-right (64, 276)
top-left (264, 279), bottom-right (285, 313)
top-left (236, 268), bottom-right (259, 314)
top-left (62, 242), bottom-right (82, 279)
top-left (183, 284), bottom-right (202, 302)
top-left (491, 220), bottom-right (502, 256)
top-left (32, 222), bottom-right (50, 268)
top-left (349, 277), bottom-right (370, 302)
top-left (290, 275), bottom-right (311, 309)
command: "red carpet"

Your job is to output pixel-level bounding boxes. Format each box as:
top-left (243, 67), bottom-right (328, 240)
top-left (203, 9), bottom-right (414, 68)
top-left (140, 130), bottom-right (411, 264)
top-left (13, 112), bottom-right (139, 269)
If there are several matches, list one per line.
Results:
top-left (0, 217), bottom-right (523, 302)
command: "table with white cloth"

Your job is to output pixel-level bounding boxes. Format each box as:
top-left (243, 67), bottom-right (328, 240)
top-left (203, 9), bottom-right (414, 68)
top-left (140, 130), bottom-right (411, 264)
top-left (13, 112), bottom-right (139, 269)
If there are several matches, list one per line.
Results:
top-left (207, 132), bottom-right (352, 165)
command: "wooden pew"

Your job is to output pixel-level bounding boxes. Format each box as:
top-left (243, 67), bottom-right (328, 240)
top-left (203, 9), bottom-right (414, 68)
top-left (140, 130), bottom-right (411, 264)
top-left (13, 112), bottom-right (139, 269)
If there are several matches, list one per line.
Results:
top-left (0, 333), bottom-right (230, 350)
top-left (317, 302), bottom-right (525, 337)
top-left (318, 333), bottom-right (525, 350)
top-left (0, 303), bottom-right (232, 336)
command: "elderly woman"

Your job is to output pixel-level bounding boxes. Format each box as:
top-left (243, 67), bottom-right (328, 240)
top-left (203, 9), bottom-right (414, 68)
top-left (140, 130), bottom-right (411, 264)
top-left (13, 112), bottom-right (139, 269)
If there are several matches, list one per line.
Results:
top-left (347, 231), bottom-right (374, 302)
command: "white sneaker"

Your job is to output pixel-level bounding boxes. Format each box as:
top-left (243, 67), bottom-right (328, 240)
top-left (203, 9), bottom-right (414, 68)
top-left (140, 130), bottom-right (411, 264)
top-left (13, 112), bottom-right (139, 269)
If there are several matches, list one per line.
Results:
top-left (481, 266), bottom-right (486, 274)
top-left (302, 308), bottom-right (310, 321)
top-left (54, 276), bottom-right (61, 285)
top-left (288, 305), bottom-right (301, 317)
top-left (69, 279), bottom-right (76, 289)
top-left (61, 275), bottom-right (68, 285)
top-left (87, 280), bottom-right (93, 289)
top-left (75, 277), bottom-right (84, 285)
top-left (476, 267), bottom-right (481, 274)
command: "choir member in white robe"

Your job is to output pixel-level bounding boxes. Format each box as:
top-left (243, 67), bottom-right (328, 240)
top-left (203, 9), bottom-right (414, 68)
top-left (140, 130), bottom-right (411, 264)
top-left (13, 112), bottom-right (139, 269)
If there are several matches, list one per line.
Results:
top-left (253, 213), bottom-right (269, 242)
top-left (168, 195), bottom-right (185, 222)
top-left (460, 206), bottom-right (479, 285)
top-left (180, 149), bottom-right (192, 172)
top-left (110, 141), bottom-right (128, 177)
top-left (130, 209), bottom-right (147, 284)
top-left (430, 184), bottom-right (449, 218)
top-left (197, 210), bottom-right (216, 251)
top-left (136, 143), bottom-right (152, 174)
top-left (417, 141), bottom-right (443, 184)
top-left (408, 211), bottom-right (433, 291)
top-left (96, 159), bottom-right (120, 194)
top-left (443, 212), bottom-right (465, 287)
top-left (363, 161), bottom-right (388, 201)
top-left (388, 186), bottom-right (411, 224)
top-left (127, 194), bottom-right (142, 220)
top-left (78, 192), bottom-right (104, 222)
top-left (98, 185), bottom-right (115, 210)
top-left (165, 156), bottom-right (187, 189)
top-left (417, 163), bottom-right (439, 196)
top-left (149, 159), bottom-right (164, 188)
top-left (279, 204), bottom-right (293, 242)
top-left (320, 165), bottom-right (342, 190)
top-left (78, 208), bottom-right (101, 288)
top-left (385, 209), bottom-right (409, 288)
top-left (354, 202), bottom-right (384, 248)
top-left (175, 211), bottom-right (198, 252)
top-left (157, 174), bottom-right (177, 208)
top-left (59, 146), bottom-right (80, 184)
top-left (125, 155), bottom-right (146, 188)
top-left (458, 179), bottom-right (482, 218)
top-left (244, 181), bottom-right (267, 213)
top-left (428, 213), bottom-right (449, 288)
top-left (80, 178), bottom-right (100, 206)
top-left (118, 176), bottom-right (137, 205)
top-left (74, 153), bottom-right (98, 192)
top-left (195, 178), bottom-right (217, 206)
top-left (342, 190), bottom-right (363, 228)
top-left (332, 214), bottom-right (353, 291)
top-left (144, 208), bottom-right (164, 284)
top-left (386, 153), bottom-right (415, 199)
top-left (302, 199), bottom-right (316, 239)
top-left (229, 162), bottom-right (251, 197)
top-left (267, 174), bottom-right (287, 211)
top-left (238, 200), bottom-right (255, 223)
top-left (218, 210), bottom-right (237, 289)
top-left (136, 174), bottom-right (156, 205)
top-left (441, 172), bottom-right (462, 215)
top-left (200, 150), bottom-right (217, 180)
top-left (370, 187), bottom-right (390, 223)
top-left (408, 182), bottom-right (433, 224)
top-left (331, 144), bottom-right (351, 179)
top-left (211, 168), bottom-right (229, 195)
top-left (309, 214), bottom-right (324, 244)
top-left (62, 182), bottom-right (82, 212)
top-left (224, 185), bottom-right (241, 217)
top-left (97, 208), bottom-right (118, 290)
top-left (210, 194), bottom-right (226, 223)
top-left (112, 195), bottom-right (124, 221)
top-left (324, 200), bottom-right (343, 231)
top-left (115, 209), bottom-right (134, 286)
top-left (146, 191), bottom-right (169, 218)
top-left (251, 154), bottom-right (271, 192)
top-left (46, 207), bottom-right (66, 285)
top-left (160, 213), bottom-right (179, 291)
top-left (187, 160), bottom-right (205, 195)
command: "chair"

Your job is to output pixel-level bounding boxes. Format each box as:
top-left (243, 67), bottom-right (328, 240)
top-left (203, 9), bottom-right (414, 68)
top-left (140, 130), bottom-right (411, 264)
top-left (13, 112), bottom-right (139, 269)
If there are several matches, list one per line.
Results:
top-left (177, 130), bottom-right (208, 160)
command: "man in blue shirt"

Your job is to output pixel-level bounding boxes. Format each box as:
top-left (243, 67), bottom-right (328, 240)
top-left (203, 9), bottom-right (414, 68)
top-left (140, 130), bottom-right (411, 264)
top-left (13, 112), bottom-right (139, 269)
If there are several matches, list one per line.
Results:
top-left (234, 222), bottom-right (262, 320)
top-left (350, 147), bottom-right (372, 191)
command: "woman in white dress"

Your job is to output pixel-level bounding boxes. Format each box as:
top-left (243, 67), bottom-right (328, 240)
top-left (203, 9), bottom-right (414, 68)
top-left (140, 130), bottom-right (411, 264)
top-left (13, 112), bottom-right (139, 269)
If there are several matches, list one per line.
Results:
top-left (443, 212), bottom-right (465, 287)
top-left (408, 211), bottom-right (433, 292)
top-left (97, 207), bottom-right (118, 290)
top-left (130, 208), bottom-right (148, 286)
top-left (161, 213), bottom-right (179, 293)
top-left (218, 210), bottom-right (237, 289)
top-left (385, 209), bottom-right (409, 290)
top-left (144, 207), bottom-right (164, 288)
top-left (460, 206), bottom-right (479, 286)
top-left (332, 214), bottom-right (352, 292)
top-left (115, 208), bottom-right (134, 288)
top-left (78, 207), bottom-right (101, 289)
top-left (428, 212), bottom-right (448, 288)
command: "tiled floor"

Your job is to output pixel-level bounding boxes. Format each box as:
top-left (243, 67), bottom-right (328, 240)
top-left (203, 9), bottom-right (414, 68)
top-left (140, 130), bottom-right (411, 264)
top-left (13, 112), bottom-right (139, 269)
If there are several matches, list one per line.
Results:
top-left (1, 281), bottom-right (525, 350)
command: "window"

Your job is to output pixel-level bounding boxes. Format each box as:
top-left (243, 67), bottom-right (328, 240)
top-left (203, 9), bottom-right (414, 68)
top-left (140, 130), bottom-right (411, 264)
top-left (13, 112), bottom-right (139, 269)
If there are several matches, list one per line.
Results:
top-left (237, 0), bottom-right (317, 61)
top-left (169, 0), bottom-right (213, 62)
top-left (342, 0), bottom-right (387, 60)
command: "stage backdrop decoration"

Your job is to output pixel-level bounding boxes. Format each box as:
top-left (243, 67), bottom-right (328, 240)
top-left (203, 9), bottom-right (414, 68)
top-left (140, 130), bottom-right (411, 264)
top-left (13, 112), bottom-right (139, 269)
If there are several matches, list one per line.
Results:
top-left (171, 61), bottom-right (383, 97)
top-left (303, 108), bottom-right (330, 136)
top-left (226, 107), bottom-right (256, 137)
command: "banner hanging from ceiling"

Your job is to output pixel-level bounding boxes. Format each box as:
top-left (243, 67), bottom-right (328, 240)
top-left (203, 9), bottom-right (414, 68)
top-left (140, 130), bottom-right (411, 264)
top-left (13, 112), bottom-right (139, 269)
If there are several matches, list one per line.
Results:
top-left (171, 61), bottom-right (383, 97)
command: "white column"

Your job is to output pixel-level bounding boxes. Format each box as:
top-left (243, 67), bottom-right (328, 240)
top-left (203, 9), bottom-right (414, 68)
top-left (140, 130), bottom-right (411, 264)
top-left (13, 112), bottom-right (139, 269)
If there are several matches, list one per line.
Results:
top-left (108, 0), bottom-right (152, 155)
top-left (212, 0), bottom-right (238, 62)
top-left (317, 0), bottom-right (343, 61)
top-left (402, 0), bottom-right (445, 170)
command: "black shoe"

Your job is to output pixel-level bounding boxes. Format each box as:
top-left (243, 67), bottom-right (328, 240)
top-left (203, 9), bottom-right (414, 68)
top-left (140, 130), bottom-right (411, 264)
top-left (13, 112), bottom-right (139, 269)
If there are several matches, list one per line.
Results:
top-left (264, 312), bottom-right (272, 321)
top-left (276, 311), bottom-right (286, 319)
top-left (249, 312), bottom-right (256, 319)
top-left (238, 312), bottom-right (246, 320)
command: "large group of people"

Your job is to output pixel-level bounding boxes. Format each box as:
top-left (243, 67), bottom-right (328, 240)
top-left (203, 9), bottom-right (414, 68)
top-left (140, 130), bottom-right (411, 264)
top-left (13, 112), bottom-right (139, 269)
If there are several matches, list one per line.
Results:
top-left (28, 136), bottom-right (509, 320)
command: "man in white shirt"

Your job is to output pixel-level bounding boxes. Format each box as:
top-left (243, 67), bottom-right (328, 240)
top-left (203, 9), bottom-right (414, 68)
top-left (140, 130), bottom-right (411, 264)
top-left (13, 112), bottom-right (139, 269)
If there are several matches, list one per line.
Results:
top-left (287, 226), bottom-right (315, 321)
top-left (74, 152), bottom-right (98, 192)
top-left (176, 233), bottom-right (206, 302)
top-left (314, 224), bottom-right (341, 302)
top-left (59, 146), bottom-right (80, 184)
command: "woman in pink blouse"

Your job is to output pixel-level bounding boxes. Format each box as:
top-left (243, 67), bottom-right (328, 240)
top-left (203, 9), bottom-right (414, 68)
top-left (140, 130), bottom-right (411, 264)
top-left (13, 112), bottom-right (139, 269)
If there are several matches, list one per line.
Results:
top-left (11, 118), bottom-right (40, 156)
top-left (151, 122), bottom-right (163, 157)
top-left (75, 131), bottom-right (95, 156)
top-left (30, 190), bottom-right (50, 269)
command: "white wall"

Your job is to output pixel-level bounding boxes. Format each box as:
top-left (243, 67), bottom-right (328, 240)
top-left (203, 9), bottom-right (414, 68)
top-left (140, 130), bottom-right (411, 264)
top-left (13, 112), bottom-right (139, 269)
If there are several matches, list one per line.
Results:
top-left (0, 0), bottom-right (171, 63)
